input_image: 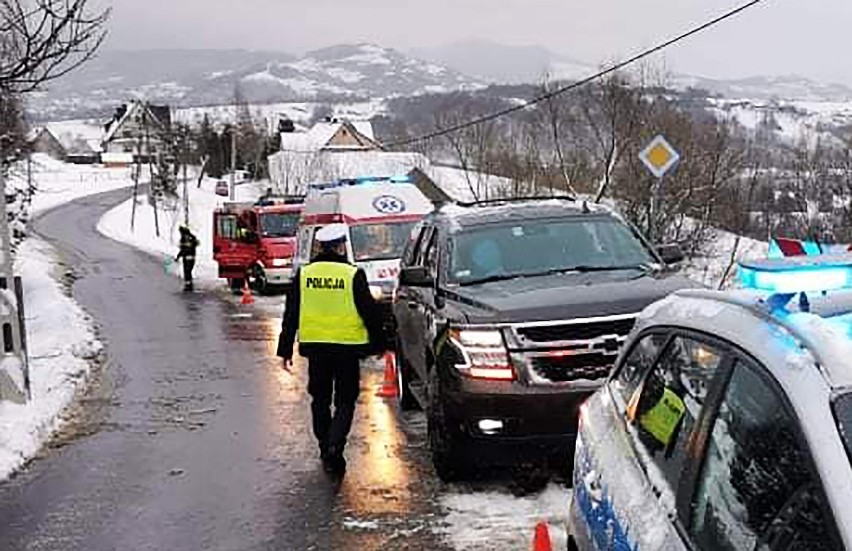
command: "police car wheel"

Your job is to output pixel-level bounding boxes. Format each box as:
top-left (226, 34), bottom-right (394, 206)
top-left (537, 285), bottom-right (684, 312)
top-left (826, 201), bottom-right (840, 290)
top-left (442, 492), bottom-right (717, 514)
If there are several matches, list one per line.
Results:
top-left (395, 342), bottom-right (420, 411)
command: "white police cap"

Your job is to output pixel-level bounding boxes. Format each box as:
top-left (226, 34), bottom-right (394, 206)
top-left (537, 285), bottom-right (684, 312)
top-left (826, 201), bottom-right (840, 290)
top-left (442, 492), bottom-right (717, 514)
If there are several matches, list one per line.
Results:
top-left (315, 223), bottom-right (348, 243)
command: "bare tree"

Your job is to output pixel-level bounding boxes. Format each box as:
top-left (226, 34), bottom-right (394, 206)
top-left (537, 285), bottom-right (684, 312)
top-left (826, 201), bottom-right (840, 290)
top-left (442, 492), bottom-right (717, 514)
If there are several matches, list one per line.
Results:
top-left (571, 73), bottom-right (644, 203)
top-left (437, 107), bottom-right (500, 201)
top-left (538, 76), bottom-right (579, 196)
top-left (0, 0), bottom-right (109, 93)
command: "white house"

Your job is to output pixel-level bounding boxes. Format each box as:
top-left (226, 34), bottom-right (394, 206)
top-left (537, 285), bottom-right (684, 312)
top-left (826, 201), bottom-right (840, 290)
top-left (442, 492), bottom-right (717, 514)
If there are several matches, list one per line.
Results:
top-left (268, 118), bottom-right (426, 194)
top-left (101, 100), bottom-right (172, 162)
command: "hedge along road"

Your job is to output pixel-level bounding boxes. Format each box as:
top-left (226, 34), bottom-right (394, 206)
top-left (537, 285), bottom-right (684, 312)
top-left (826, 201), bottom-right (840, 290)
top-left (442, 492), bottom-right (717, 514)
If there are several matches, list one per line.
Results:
top-left (0, 188), bottom-right (446, 551)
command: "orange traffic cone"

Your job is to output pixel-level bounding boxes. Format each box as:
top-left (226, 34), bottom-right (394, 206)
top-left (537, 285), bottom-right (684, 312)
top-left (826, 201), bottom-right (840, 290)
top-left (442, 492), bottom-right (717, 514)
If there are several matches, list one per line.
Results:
top-left (241, 280), bottom-right (254, 305)
top-left (376, 352), bottom-right (398, 398)
top-left (532, 522), bottom-right (552, 551)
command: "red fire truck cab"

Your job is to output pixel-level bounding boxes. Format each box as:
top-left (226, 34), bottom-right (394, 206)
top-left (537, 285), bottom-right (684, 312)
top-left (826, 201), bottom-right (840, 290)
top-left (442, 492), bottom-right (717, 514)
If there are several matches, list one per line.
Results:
top-left (213, 197), bottom-right (304, 293)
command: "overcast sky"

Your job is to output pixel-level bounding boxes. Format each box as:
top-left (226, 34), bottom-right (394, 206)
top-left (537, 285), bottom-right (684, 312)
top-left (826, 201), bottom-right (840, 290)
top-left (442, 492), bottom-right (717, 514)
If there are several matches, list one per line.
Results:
top-left (100, 0), bottom-right (852, 85)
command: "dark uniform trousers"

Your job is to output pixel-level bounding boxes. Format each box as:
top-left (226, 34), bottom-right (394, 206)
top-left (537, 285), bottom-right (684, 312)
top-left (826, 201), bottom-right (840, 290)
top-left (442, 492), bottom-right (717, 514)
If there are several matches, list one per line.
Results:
top-left (182, 256), bottom-right (196, 284)
top-left (307, 351), bottom-right (361, 453)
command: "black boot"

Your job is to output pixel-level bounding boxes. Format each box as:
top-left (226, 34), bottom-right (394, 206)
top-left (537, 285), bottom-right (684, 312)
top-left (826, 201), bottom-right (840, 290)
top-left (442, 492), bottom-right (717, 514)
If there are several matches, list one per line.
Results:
top-left (323, 446), bottom-right (346, 476)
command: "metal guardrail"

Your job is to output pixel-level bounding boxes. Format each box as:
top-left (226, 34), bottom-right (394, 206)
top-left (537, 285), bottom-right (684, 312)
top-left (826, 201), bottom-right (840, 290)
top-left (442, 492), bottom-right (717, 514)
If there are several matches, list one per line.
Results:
top-left (0, 276), bottom-right (29, 404)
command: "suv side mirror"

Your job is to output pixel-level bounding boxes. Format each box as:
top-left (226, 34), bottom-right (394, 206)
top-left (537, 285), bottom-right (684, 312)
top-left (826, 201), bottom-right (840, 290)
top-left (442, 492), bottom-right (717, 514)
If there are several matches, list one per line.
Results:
top-left (399, 266), bottom-right (434, 288)
top-left (657, 243), bottom-right (685, 265)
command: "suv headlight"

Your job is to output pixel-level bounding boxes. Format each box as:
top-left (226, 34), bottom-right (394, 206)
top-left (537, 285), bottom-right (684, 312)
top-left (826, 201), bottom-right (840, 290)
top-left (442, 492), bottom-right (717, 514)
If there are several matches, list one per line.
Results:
top-left (448, 328), bottom-right (515, 381)
top-left (272, 258), bottom-right (291, 268)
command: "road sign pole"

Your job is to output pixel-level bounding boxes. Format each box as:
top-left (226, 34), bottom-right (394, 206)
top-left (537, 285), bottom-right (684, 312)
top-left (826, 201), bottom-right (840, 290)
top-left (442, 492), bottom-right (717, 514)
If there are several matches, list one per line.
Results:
top-left (650, 174), bottom-right (665, 242)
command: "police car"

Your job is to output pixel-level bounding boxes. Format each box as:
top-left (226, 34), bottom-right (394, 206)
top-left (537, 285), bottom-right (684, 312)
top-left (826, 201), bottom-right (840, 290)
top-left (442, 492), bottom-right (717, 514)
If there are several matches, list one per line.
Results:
top-left (568, 250), bottom-right (852, 550)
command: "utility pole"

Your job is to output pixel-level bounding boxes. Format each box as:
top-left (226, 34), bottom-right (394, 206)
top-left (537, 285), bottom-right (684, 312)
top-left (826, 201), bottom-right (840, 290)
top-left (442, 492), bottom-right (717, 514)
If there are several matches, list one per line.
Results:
top-left (131, 107), bottom-right (144, 232)
top-left (144, 103), bottom-right (160, 238)
top-left (229, 124), bottom-right (237, 201)
top-left (182, 126), bottom-right (189, 226)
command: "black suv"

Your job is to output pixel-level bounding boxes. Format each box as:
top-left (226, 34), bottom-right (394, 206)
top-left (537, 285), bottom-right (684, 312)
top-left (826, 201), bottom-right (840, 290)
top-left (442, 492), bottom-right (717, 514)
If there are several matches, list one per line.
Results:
top-left (392, 198), bottom-right (695, 480)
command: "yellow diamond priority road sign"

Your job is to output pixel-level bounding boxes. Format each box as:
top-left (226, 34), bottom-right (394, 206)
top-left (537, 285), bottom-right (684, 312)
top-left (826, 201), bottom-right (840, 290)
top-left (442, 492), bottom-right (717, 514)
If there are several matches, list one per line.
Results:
top-left (639, 135), bottom-right (680, 179)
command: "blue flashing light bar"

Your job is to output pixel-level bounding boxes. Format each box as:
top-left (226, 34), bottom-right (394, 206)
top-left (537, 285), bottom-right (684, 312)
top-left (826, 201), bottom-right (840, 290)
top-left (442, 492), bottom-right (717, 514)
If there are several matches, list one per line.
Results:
top-left (739, 254), bottom-right (852, 294)
top-left (308, 174), bottom-right (412, 190)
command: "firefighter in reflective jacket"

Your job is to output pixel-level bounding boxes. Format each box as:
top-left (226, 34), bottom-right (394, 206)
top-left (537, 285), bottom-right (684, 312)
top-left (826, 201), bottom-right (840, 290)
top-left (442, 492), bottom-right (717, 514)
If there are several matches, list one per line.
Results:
top-left (175, 225), bottom-right (199, 291)
top-left (277, 223), bottom-right (385, 476)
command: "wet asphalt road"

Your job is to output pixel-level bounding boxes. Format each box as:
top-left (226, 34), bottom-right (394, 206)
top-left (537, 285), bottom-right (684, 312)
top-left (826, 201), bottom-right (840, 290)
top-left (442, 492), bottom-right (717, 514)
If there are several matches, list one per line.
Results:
top-left (0, 188), bottom-right (448, 551)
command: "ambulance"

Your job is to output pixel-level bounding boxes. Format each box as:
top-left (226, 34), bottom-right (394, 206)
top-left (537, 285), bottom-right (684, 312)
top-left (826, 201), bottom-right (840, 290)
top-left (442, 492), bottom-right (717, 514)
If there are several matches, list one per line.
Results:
top-left (295, 176), bottom-right (435, 302)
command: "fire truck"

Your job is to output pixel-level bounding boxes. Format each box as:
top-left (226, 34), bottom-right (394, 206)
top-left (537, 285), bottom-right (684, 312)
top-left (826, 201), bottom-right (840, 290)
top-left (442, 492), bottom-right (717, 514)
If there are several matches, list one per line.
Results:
top-left (213, 196), bottom-right (304, 293)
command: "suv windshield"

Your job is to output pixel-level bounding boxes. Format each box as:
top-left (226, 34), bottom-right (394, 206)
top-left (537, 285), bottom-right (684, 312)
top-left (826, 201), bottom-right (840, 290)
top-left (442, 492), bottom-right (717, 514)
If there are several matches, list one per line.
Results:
top-left (259, 213), bottom-right (299, 238)
top-left (450, 216), bottom-right (657, 285)
top-left (351, 222), bottom-right (417, 262)
top-left (833, 392), bottom-right (852, 466)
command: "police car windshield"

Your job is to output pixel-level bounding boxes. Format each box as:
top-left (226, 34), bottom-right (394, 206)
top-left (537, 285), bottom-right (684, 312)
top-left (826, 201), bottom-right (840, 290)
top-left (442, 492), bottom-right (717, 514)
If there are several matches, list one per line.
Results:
top-left (833, 392), bottom-right (852, 467)
top-left (351, 222), bottom-right (416, 262)
top-left (450, 217), bottom-right (656, 286)
top-left (259, 213), bottom-right (299, 238)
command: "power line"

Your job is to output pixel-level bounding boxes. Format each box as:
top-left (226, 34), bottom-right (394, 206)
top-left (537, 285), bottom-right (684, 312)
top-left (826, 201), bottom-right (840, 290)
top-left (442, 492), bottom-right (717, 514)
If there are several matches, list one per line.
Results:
top-left (385, 0), bottom-right (766, 149)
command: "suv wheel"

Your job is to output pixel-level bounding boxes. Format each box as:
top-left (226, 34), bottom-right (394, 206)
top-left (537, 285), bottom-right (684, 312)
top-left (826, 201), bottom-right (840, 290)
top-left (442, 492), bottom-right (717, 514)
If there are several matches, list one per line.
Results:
top-left (395, 341), bottom-right (420, 411)
top-left (428, 406), bottom-right (463, 482)
top-left (427, 374), bottom-right (465, 482)
top-left (230, 278), bottom-right (245, 293)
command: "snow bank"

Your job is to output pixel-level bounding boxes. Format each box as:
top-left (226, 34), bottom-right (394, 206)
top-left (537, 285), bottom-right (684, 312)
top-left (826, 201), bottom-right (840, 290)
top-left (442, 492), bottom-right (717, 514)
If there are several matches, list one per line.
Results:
top-left (0, 238), bottom-right (100, 479)
top-left (97, 176), bottom-right (266, 289)
top-left (681, 229), bottom-right (767, 289)
top-left (439, 484), bottom-right (569, 550)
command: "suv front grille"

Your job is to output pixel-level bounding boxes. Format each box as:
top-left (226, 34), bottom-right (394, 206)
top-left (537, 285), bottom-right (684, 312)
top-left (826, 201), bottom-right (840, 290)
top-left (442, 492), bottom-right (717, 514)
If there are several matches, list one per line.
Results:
top-left (516, 317), bottom-right (636, 344)
top-left (512, 314), bottom-right (638, 384)
top-left (531, 353), bottom-right (613, 383)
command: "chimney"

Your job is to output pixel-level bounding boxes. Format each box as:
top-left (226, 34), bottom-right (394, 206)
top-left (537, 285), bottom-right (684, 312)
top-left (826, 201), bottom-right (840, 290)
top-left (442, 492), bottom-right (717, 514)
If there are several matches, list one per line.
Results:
top-left (278, 117), bottom-right (295, 134)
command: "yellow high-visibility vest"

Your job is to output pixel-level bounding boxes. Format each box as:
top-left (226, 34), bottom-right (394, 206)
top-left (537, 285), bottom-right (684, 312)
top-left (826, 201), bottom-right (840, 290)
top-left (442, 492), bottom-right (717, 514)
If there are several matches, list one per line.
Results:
top-left (299, 262), bottom-right (369, 346)
top-left (639, 387), bottom-right (686, 447)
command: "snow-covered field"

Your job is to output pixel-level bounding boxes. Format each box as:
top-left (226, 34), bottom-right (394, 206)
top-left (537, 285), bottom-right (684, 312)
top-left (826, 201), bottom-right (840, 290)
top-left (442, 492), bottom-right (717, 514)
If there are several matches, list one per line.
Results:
top-left (708, 97), bottom-right (852, 146)
top-left (0, 156), bottom-right (134, 481)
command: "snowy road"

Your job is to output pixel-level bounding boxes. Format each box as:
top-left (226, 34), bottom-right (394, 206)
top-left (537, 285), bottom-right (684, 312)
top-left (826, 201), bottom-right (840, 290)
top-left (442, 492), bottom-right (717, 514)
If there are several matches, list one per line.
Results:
top-left (0, 187), bottom-right (570, 550)
top-left (0, 188), bottom-right (450, 550)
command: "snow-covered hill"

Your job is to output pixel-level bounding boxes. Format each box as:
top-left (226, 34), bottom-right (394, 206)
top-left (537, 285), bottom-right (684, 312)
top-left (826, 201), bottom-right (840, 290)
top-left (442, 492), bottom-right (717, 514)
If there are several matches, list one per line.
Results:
top-left (678, 74), bottom-right (852, 103)
top-left (28, 45), bottom-right (484, 121)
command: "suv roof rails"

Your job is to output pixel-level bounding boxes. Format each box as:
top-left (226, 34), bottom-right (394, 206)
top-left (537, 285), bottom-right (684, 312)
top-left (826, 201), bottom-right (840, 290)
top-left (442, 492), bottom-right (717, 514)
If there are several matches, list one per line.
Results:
top-left (454, 195), bottom-right (577, 208)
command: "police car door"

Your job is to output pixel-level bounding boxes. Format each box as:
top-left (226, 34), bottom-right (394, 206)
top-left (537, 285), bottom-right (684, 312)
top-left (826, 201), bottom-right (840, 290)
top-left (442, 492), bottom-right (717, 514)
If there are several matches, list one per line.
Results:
top-left (684, 355), bottom-right (843, 551)
top-left (574, 330), bottom-right (731, 550)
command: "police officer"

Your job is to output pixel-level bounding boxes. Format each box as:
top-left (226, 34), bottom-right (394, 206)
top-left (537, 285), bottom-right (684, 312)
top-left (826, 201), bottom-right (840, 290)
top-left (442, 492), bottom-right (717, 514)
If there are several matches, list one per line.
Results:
top-left (175, 225), bottom-right (199, 291)
top-left (277, 223), bottom-right (385, 476)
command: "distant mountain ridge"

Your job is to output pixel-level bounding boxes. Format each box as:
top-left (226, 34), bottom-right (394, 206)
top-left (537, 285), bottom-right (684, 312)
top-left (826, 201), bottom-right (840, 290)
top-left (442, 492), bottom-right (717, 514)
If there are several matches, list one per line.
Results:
top-left (28, 44), bottom-right (484, 120)
top-left (413, 40), bottom-right (852, 103)
top-left (28, 42), bottom-right (852, 122)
